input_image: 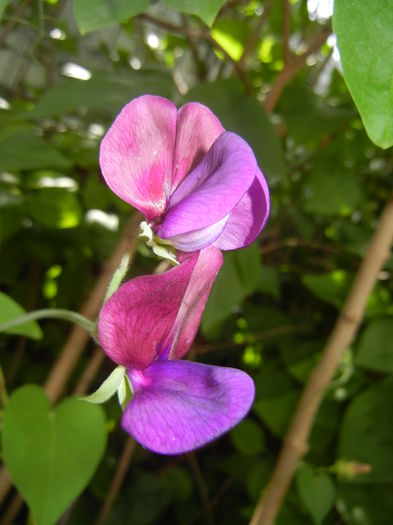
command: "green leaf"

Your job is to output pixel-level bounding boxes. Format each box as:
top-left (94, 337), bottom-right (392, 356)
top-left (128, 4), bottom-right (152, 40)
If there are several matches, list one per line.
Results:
top-left (0, 131), bottom-right (71, 171)
top-left (0, 292), bottom-right (42, 340)
top-left (231, 419), bottom-right (265, 455)
top-left (202, 244), bottom-right (261, 334)
top-left (74, 0), bottom-right (151, 34)
top-left (161, 0), bottom-right (226, 26)
top-left (279, 85), bottom-right (354, 146)
top-left (211, 20), bottom-right (250, 60)
top-left (259, 266), bottom-right (280, 299)
top-left (338, 483), bottom-right (393, 525)
top-left (254, 390), bottom-right (299, 437)
top-left (296, 464), bottom-right (335, 525)
top-left (338, 376), bottom-right (393, 483)
top-left (0, 0), bottom-right (11, 20)
top-left (27, 188), bottom-right (82, 229)
top-left (304, 148), bottom-right (363, 216)
top-left (302, 270), bottom-right (352, 308)
top-left (82, 366), bottom-right (125, 404)
top-left (333, 0), bottom-right (393, 148)
top-left (2, 385), bottom-right (107, 525)
top-left (356, 318), bottom-right (393, 372)
top-left (28, 72), bottom-right (174, 119)
top-left (185, 79), bottom-right (287, 184)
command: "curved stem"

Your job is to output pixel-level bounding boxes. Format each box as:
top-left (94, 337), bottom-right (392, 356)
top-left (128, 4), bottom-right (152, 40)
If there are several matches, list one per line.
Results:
top-left (0, 309), bottom-right (96, 335)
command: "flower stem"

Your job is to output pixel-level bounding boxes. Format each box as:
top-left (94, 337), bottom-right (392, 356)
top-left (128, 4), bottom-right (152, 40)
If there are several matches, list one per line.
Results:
top-left (0, 309), bottom-right (96, 335)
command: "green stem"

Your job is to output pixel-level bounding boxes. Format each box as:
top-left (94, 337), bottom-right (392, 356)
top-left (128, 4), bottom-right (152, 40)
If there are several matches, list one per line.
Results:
top-left (104, 251), bottom-right (132, 303)
top-left (0, 366), bottom-right (8, 407)
top-left (0, 309), bottom-right (96, 335)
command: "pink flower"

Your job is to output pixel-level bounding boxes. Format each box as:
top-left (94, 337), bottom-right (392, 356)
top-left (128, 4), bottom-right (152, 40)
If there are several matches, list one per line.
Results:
top-left (98, 246), bottom-right (255, 455)
top-left (100, 95), bottom-right (269, 252)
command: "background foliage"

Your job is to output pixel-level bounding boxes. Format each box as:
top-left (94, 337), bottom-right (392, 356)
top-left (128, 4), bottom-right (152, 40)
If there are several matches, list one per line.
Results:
top-left (1, 1), bottom-right (393, 524)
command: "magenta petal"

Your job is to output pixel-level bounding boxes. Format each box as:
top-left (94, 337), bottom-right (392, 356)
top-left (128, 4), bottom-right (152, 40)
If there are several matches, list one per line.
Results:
top-left (157, 132), bottom-right (257, 239)
top-left (123, 360), bottom-right (255, 455)
top-left (99, 95), bottom-right (177, 221)
top-left (166, 246), bottom-right (223, 359)
top-left (214, 168), bottom-right (270, 250)
top-left (171, 102), bottom-right (224, 192)
top-left (97, 246), bottom-right (222, 369)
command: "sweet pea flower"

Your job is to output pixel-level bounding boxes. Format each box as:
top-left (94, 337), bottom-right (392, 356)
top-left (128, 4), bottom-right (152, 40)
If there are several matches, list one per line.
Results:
top-left (97, 246), bottom-right (255, 455)
top-left (100, 95), bottom-right (270, 252)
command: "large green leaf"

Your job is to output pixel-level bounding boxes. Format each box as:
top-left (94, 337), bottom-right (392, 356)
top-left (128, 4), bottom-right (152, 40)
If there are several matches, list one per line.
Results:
top-left (161, 0), bottom-right (226, 26)
top-left (0, 131), bottom-right (71, 171)
top-left (0, 292), bottom-right (42, 340)
top-left (28, 72), bottom-right (174, 119)
top-left (2, 385), bottom-right (107, 525)
top-left (74, 0), bottom-right (151, 34)
top-left (338, 376), bottom-right (393, 483)
top-left (356, 318), bottom-right (393, 372)
top-left (185, 79), bottom-right (287, 184)
top-left (333, 1), bottom-right (393, 148)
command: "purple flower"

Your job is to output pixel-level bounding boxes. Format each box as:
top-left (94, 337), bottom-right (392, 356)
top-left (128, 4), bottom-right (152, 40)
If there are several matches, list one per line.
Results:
top-left (98, 246), bottom-right (255, 455)
top-left (100, 95), bottom-right (270, 252)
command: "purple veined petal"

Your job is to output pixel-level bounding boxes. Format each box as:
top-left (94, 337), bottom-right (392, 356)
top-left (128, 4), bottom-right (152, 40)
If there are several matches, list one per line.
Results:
top-left (171, 102), bottom-right (225, 192)
top-left (122, 360), bottom-right (255, 455)
top-left (214, 168), bottom-right (270, 250)
top-left (99, 95), bottom-right (177, 221)
top-left (165, 245), bottom-right (223, 359)
top-left (97, 247), bottom-right (222, 369)
top-left (157, 131), bottom-right (257, 239)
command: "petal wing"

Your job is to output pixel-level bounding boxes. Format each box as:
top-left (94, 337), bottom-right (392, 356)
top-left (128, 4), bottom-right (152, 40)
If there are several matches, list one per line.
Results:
top-left (99, 95), bottom-right (177, 221)
top-left (214, 168), bottom-right (270, 250)
top-left (158, 132), bottom-right (257, 239)
top-left (123, 360), bottom-right (255, 455)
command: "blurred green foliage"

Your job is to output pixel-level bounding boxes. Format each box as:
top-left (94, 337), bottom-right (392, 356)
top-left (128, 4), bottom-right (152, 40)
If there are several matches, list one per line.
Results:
top-left (1, 0), bottom-right (393, 524)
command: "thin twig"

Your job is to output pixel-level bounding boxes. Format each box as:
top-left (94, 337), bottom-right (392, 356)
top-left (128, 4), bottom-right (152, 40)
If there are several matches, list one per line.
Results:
top-left (187, 453), bottom-right (215, 525)
top-left (263, 25), bottom-right (331, 114)
top-left (189, 477), bottom-right (234, 525)
top-left (137, 13), bottom-right (253, 95)
top-left (95, 438), bottom-right (137, 525)
top-left (239, 0), bottom-right (275, 67)
top-left (249, 192), bottom-right (393, 525)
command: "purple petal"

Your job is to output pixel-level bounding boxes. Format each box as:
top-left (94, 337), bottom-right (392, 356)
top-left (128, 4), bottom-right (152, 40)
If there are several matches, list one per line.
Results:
top-left (171, 102), bottom-right (225, 192)
top-left (122, 360), bottom-right (255, 455)
top-left (214, 168), bottom-right (270, 250)
top-left (97, 247), bottom-right (222, 369)
top-left (99, 95), bottom-right (177, 221)
top-left (157, 132), bottom-right (257, 240)
top-left (162, 214), bottom-right (230, 252)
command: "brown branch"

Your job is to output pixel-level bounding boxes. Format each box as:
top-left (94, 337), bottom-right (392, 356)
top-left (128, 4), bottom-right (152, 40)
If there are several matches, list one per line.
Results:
top-left (0, 213), bottom-right (142, 508)
top-left (263, 25), bottom-right (331, 114)
top-left (95, 438), bottom-right (137, 525)
top-left (249, 192), bottom-right (393, 525)
top-left (239, 0), bottom-right (275, 67)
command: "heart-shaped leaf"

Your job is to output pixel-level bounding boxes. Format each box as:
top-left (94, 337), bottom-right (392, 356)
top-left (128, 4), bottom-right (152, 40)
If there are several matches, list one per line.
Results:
top-left (296, 464), bottom-right (336, 525)
top-left (2, 385), bottom-right (107, 525)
